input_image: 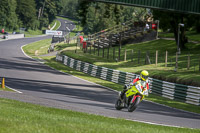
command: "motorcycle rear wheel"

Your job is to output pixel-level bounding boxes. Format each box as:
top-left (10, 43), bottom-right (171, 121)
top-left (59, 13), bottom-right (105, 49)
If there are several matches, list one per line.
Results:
top-left (115, 99), bottom-right (123, 110)
top-left (128, 97), bottom-right (141, 112)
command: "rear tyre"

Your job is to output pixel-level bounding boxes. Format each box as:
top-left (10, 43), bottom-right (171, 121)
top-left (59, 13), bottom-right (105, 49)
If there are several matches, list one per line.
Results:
top-left (115, 99), bottom-right (123, 110)
top-left (128, 97), bottom-right (141, 112)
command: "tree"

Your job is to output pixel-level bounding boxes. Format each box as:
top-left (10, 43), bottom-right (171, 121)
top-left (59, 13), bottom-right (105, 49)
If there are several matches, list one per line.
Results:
top-left (16, 0), bottom-right (38, 29)
top-left (35, 0), bottom-right (62, 29)
top-left (61, 0), bottom-right (78, 19)
top-left (153, 10), bottom-right (188, 50)
top-left (0, 0), bottom-right (18, 30)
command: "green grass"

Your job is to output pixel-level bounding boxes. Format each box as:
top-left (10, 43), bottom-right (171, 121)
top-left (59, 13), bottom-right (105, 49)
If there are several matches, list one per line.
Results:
top-left (23, 39), bottom-right (52, 56)
top-left (0, 98), bottom-right (199, 133)
top-left (61, 39), bottom-right (200, 87)
top-left (159, 31), bottom-right (200, 42)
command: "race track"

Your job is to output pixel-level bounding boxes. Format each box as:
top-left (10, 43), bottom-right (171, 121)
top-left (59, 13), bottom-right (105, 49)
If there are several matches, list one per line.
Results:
top-left (0, 19), bottom-right (200, 129)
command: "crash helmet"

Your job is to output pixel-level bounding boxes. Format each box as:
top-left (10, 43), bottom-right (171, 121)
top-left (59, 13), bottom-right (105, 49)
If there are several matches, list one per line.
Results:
top-left (140, 70), bottom-right (149, 81)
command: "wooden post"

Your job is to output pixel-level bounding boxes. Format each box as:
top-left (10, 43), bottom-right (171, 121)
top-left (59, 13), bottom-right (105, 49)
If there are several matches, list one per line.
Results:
top-left (124, 49), bottom-right (127, 61)
top-left (102, 46), bottom-right (104, 58)
top-left (107, 47), bottom-right (109, 59)
top-left (98, 37), bottom-right (100, 56)
top-left (131, 49), bottom-right (134, 62)
top-left (146, 51), bottom-right (151, 64)
top-left (175, 52), bottom-right (178, 71)
top-left (165, 51), bottom-right (168, 67)
top-left (199, 56), bottom-right (200, 72)
top-left (113, 48), bottom-right (115, 60)
top-left (138, 50), bottom-right (140, 64)
top-left (187, 53), bottom-right (190, 70)
top-left (155, 50), bottom-right (158, 66)
top-left (118, 32), bottom-right (121, 61)
top-left (89, 46), bottom-right (91, 54)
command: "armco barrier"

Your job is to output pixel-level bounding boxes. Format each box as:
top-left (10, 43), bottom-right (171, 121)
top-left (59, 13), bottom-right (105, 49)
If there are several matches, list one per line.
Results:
top-left (7, 34), bottom-right (25, 39)
top-left (56, 54), bottom-right (200, 106)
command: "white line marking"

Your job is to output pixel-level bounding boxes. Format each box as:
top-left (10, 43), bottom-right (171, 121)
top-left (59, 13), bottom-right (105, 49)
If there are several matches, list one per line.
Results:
top-left (5, 85), bottom-right (22, 93)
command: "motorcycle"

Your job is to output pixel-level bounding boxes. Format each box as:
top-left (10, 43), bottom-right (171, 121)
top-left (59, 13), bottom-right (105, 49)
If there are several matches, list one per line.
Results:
top-left (115, 80), bottom-right (150, 112)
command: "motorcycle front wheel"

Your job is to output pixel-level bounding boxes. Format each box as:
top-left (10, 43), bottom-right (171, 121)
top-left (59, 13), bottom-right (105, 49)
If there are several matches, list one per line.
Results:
top-left (128, 97), bottom-right (141, 112)
top-left (115, 99), bottom-right (123, 110)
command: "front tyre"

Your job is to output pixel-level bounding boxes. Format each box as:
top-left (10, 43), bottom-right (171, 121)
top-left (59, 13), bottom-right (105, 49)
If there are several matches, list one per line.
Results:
top-left (115, 99), bottom-right (123, 110)
top-left (128, 97), bottom-right (141, 112)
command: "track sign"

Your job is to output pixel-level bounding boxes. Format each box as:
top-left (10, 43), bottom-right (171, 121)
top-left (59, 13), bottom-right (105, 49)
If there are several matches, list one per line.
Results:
top-left (45, 30), bottom-right (63, 36)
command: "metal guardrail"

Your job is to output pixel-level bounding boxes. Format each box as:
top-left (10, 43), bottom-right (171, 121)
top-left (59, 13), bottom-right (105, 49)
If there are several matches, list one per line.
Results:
top-left (56, 54), bottom-right (200, 106)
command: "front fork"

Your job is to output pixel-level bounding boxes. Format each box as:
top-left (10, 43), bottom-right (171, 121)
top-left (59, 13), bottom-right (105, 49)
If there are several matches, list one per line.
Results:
top-left (131, 95), bottom-right (142, 103)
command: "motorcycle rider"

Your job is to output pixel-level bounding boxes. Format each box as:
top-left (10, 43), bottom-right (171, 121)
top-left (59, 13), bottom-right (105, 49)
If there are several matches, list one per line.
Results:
top-left (120, 70), bottom-right (150, 100)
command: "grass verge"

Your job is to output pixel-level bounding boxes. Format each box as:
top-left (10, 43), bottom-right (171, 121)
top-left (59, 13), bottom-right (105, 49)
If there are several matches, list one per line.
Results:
top-left (0, 98), bottom-right (199, 133)
top-left (0, 84), bottom-right (14, 92)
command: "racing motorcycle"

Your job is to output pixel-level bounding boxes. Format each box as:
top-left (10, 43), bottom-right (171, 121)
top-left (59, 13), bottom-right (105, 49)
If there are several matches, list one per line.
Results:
top-left (115, 80), bottom-right (150, 112)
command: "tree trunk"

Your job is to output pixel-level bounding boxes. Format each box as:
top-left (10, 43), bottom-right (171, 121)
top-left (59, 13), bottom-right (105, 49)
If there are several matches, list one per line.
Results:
top-left (171, 15), bottom-right (187, 51)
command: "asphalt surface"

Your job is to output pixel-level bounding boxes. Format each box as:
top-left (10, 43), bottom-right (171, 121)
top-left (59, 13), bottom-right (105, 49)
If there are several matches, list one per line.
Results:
top-left (0, 20), bottom-right (200, 129)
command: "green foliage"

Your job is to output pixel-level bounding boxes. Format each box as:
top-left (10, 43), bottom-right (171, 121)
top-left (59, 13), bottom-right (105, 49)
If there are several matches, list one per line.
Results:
top-left (77, 1), bottom-right (150, 34)
top-left (0, 0), bottom-right (18, 30)
top-left (61, 0), bottom-right (79, 19)
top-left (35, 0), bottom-right (63, 29)
top-left (16, 0), bottom-right (38, 30)
top-left (0, 0), bottom-right (62, 31)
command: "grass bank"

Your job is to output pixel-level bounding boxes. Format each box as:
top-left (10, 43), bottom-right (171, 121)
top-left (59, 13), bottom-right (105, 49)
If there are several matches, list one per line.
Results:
top-left (61, 39), bottom-right (200, 87)
top-left (0, 98), bottom-right (199, 133)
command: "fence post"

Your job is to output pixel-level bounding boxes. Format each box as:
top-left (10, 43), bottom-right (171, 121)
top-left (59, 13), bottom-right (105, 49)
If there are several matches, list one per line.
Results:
top-left (199, 55), bottom-right (200, 72)
top-left (98, 37), bottom-right (100, 56)
top-left (118, 32), bottom-right (122, 61)
top-left (107, 47), bottom-right (110, 59)
top-left (113, 48), bottom-right (115, 60)
top-left (138, 50), bottom-right (140, 64)
top-left (175, 52), bottom-right (178, 71)
top-left (124, 49), bottom-right (127, 61)
top-left (131, 49), bottom-right (134, 62)
top-left (89, 46), bottom-right (91, 54)
top-left (165, 51), bottom-right (168, 67)
top-left (102, 46), bottom-right (104, 58)
top-left (187, 53), bottom-right (190, 70)
top-left (146, 51), bottom-right (151, 64)
top-left (155, 50), bottom-right (158, 66)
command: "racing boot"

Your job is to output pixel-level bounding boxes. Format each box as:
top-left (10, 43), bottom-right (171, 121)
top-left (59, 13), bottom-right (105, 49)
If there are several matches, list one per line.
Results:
top-left (119, 85), bottom-right (128, 100)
